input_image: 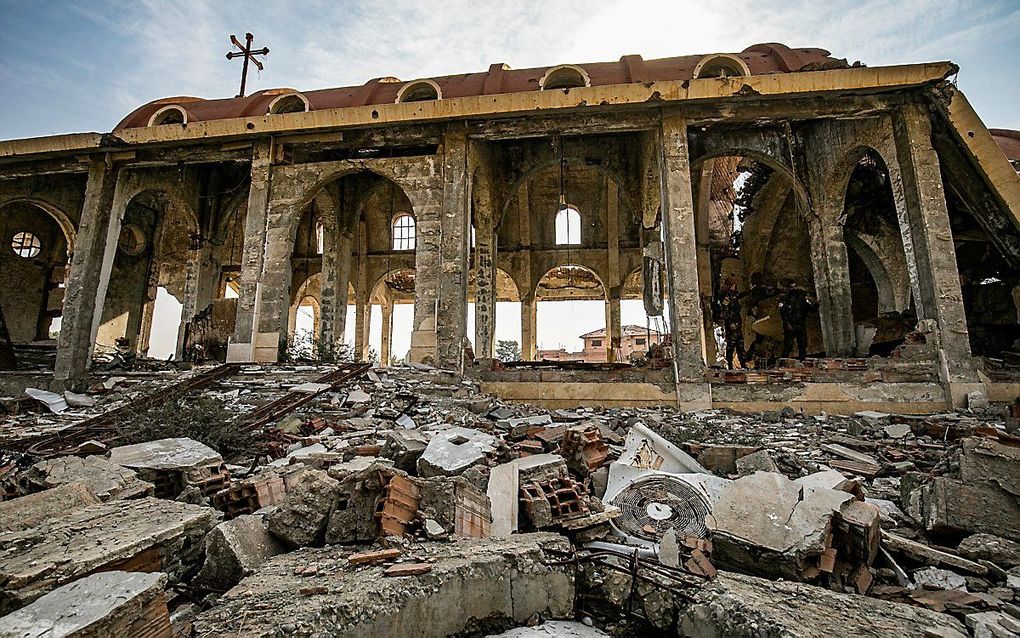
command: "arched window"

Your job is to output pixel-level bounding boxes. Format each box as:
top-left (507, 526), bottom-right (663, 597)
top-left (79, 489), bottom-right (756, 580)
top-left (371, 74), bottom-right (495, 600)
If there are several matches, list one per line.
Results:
top-left (693, 55), bottom-right (750, 79)
top-left (540, 65), bottom-right (590, 91)
top-left (555, 207), bottom-right (581, 245)
top-left (148, 105), bottom-right (187, 127)
top-left (315, 218), bottom-right (324, 254)
top-left (392, 214), bottom-right (416, 251)
top-left (268, 93), bottom-right (309, 115)
top-left (11, 231), bottom-right (41, 258)
top-left (396, 80), bottom-right (441, 103)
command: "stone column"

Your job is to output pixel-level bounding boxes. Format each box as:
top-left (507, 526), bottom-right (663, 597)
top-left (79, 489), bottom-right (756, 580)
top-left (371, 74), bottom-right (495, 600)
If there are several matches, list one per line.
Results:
top-left (521, 293), bottom-right (537, 361)
top-left (606, 175), bottom-right (621, 362)
top-left (472, 141), bottom-right (497, 360)
top-left (606, 295), bottom-right (622, 361)
top-left (316, 191), bottom-right (353, 359)
top-left (658, 113), bottom-right (706, 380)
top-left (54, 156), bottom-right (120, 383)
top-left (353, 219), bottom-right (369, 362)
top-left (802, 131), bottom-right (856, 357)
top-left (891, 103), bottom-right (975, 390)
top-left (228, 140), bottom-right (273, 362)
top-left (175, 236), bottom-right (209, 359)
top-left (436, 123), bottom-right (471, 369)
top-left (380, 301), bottom-right (393, 367)
top-left (806, 220), bottom-right (855, 357)
top-left (694, 160), bottom-right (718, 363)
top-left (354, 294), bottom-right (367, 362)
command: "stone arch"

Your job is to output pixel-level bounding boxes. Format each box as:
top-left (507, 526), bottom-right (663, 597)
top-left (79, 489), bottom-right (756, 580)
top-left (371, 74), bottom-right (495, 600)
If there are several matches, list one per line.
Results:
top-left (0, 197), bottom-right (77, 255)
top-left (690, 148), bottom-right (810, 217)
top-left (844, 232), bottom-right (897, 313)
top-left (468, 267), bottom-right (520, 302)
top-left (497, 157), bottom-right (635, 228)
top-left (535, 264), bottom-right (607, 301)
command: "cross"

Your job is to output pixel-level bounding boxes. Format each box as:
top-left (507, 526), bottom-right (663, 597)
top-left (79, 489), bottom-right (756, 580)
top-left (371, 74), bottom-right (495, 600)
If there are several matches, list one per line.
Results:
top-left (225, 32), bottom-right (269, 98)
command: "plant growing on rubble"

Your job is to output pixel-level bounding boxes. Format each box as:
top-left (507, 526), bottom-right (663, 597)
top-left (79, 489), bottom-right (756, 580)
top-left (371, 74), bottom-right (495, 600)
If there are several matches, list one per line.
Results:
top-left (495, 340), bottom-right (521, 362)
top-left (116, 395), bottom-right (262, 461)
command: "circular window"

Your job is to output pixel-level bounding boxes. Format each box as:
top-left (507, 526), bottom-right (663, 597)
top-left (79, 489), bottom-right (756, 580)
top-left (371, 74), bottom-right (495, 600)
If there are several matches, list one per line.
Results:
top-left (118, 224), bottom-right (147, 255)
top-left (11, 232), bottom-right (41, 258)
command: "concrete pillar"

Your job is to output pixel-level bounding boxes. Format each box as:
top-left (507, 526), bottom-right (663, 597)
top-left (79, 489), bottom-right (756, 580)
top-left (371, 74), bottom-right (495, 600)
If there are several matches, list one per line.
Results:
top-left (316, 191), bottom-right (353, 359)
top-left (228, 140), bottom-right (273, 362)
top-left (807, 220), bottom-right (856, 357)
top-left (472, 141), bottom-right (497, 359)
top-left (891, 103), bottom-right (975, 392)
top-left (521, 294), bottom-right (537, 361)
top-left (658, 113), bottom-right (706, 380)
top-left (54, 156), bottom-right (120, 383)
top-left (380, 301), bottom-right (393, 367)
top-left (354, 219), bottom-right (369, 362)
top-left (606, 295), bottom-right (622, 361)
top-left (436, 123), bottom-right (471, 369)
top-left (354, 295), bottom-right (367, 362)
top-left (606, 175), bottom-right (621, 362)
top-left (695, 160), bottom-right (718, 363)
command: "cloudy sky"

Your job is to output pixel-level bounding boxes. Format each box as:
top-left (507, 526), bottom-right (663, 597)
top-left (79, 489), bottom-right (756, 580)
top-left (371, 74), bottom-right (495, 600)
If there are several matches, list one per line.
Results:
top-left (1, 0), bottom-right (1018, 140)
top-left (2, 0), bottom-right (1018, 357)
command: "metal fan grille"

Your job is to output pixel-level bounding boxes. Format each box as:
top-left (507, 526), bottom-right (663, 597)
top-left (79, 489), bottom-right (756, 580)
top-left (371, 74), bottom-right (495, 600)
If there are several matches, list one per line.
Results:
top-left (610, 475), bottom-right (710, 541)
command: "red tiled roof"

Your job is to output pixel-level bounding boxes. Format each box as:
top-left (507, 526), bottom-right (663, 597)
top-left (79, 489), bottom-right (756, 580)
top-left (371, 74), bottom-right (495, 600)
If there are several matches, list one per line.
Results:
top-left (991, 129), bottom-right (1020, 163)
top-left (114, 43), bottom-right (844, 130)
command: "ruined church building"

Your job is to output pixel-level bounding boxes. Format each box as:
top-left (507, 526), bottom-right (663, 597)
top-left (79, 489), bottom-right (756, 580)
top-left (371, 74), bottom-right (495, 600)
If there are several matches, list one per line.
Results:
top-left (2, 43), bottom-right (1019, 412)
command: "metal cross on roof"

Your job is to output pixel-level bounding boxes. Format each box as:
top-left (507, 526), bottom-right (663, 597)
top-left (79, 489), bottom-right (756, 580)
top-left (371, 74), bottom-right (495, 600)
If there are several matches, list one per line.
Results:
top-left (225, 32), bottom-right (269, 98)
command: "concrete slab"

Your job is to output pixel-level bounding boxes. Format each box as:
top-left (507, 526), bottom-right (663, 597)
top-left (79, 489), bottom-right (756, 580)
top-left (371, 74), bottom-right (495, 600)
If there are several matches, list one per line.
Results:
top-left (192, 534), bottom-right (575, 638)
top-left (0, 571), bottom-right (170, 638)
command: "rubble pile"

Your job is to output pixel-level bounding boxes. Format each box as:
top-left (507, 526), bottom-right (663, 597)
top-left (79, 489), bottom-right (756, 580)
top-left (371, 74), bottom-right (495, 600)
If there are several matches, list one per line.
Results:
top-left (0, 362), bottom-right (1018, 636)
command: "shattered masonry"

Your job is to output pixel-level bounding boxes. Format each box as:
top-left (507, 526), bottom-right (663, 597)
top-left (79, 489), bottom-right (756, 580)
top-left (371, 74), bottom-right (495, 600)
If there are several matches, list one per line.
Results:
top-left (1, 42), bottom-right (1020, 638)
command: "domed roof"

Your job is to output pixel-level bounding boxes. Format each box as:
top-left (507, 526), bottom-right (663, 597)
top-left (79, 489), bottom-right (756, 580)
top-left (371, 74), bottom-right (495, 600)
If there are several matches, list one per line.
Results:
top-left (114, 43), bottom-right (847, 130)
top-left (990, 129), bottom-right (1020, 164)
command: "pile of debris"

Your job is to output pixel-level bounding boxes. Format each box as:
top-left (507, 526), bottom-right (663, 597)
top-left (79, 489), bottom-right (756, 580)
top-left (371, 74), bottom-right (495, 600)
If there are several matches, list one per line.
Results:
top-left (0, 362), bottom-right (1018, 637)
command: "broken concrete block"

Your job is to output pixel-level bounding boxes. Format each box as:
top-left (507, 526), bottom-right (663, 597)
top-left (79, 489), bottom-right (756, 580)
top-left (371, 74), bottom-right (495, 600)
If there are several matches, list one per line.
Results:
top-left (959, 437), bottom-right (1020, 497)
top-left (882, 531), bottom-right (988, 575)
top-left (966, 611), bottom-right (1020, 638)
top-left (488, 461), bottom-right (520, 538)
top-left (0, 571), bottom-right (171, 638)
top-left (679, 571), bottom-right (967, 638)
top-left (109, 437), bottom-right (222, 473)
top-left (709, 472), bottom-right (854, 580)
top-left (487, 620), bottom-right (609, 637)
top-left (734, 449), bottom-right (778, 475)
top-left (884, 423), bottom-right (912, 439)
top-left (325, 464), bottom-right (393, 544)
top-left (903, 475), bottom-right (1020, 542)
top-left (20, 454), bottom-right (154, 501)
top-left (958, 534), bottom-right (1020, 569)
top-left (0, 482), bottom-right (100, 532)
top-left (195, 515), bottom-right (286, 590)
top-left (417, 475), bottom-right (490, 539)
top-left (913, 566), bottom-right (968, 591)
top-left (108, 437), bottom-right (226, 498)
top-left (267, 469), bottom-right (340, 548)
top-left (417, 427), bottom-right (497, 477)
top-left (967, 390), bottom-right (990, 411)
top-left (192, 534), bottom-right (574, 638)
top-left (381, 429), bottom-right (429, 473)
top-left (0, 497), bottom-right (220, 613)
top-left (658, 527), bottom-right (681, 568)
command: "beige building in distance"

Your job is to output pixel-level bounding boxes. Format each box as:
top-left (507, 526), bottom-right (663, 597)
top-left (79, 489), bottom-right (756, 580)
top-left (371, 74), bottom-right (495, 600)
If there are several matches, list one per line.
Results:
top-left (538, 325), bottom-right (664, 363)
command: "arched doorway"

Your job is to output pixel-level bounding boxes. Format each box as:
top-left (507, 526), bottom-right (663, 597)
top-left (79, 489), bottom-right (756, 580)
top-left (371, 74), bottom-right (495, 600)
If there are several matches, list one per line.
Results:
top-left (96, 189), bottom-right (197, 360)
top-left (0, 200), bottom-right (75, 357)
top-left (534, 264), bottom-right (608, 361)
